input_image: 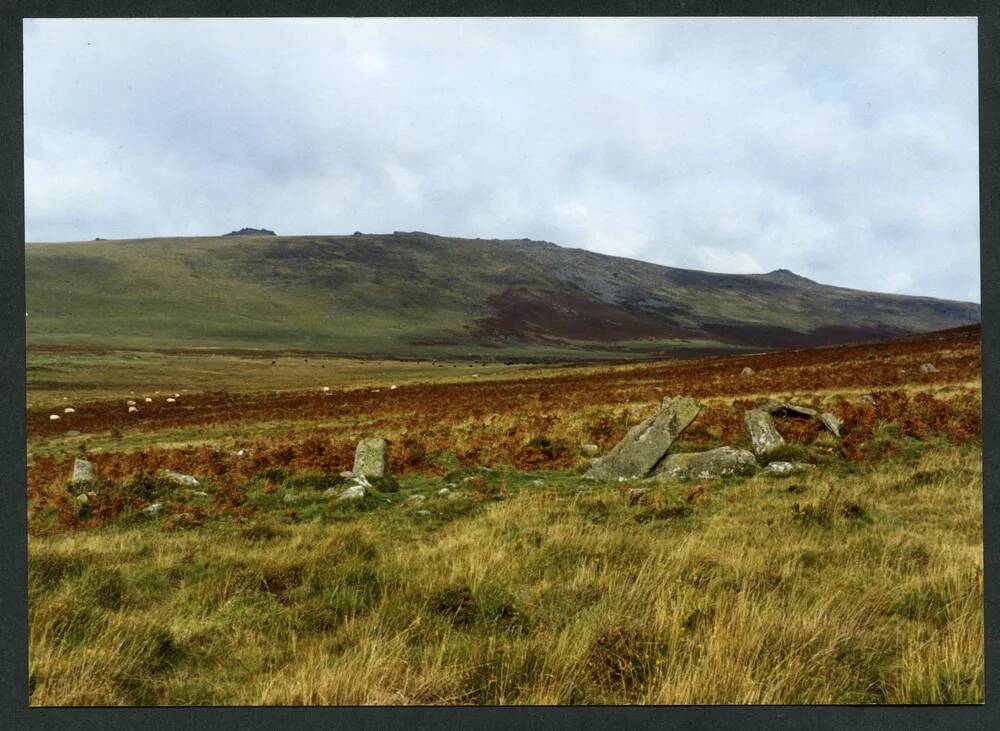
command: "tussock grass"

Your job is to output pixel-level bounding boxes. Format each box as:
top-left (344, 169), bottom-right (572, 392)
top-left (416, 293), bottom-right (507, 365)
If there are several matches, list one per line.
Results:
top-left (28, 443), bottom-right (982, 705)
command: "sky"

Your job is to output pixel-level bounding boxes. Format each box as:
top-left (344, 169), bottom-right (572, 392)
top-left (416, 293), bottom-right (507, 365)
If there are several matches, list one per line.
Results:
top-left (23, 17), bottom-right (980, 302)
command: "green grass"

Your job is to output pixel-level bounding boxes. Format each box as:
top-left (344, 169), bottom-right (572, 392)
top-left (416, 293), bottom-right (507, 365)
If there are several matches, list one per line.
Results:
top-left (28, 444), bottom-right (983, 705)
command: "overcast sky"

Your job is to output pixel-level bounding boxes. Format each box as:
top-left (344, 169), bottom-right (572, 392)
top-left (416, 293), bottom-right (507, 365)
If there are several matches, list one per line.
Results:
top-left (23, 17), bottom-right (980, 302)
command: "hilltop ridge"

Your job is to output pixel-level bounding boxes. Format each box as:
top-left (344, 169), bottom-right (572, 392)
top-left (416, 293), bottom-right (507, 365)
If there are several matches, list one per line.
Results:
top-left (25, 232), bottom-right (980, 360)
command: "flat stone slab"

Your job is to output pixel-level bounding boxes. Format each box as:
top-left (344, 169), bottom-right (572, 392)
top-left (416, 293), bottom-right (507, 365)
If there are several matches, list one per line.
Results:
top-left (655, 446), bottom-right (759, 481)
top-left (744, 409), bottom-right (786, 456)
top-left (585, 396), bottom-right (700, 480)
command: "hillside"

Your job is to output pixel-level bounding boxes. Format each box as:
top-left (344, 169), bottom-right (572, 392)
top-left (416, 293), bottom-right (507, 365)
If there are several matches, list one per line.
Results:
top-left (25, 232), bottom-right (980, 360)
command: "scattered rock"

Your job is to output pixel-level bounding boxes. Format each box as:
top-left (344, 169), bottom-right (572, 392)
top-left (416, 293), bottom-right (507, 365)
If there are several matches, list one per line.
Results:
top-left (655, 447), bottom-right (758, 480)
top-left (71, 457), bottom-right (96, 483)
top-left (65, 430), bottom-right (81, 436)
top-left (740, 366), bottom-right (755, 377)
top-left (407, 494), bottom-right (427, 504)
top-left (141, 502), bottom-right (163, 517)
top-left (337, 484), bottom-right (367, 501)
top-left (919, 363), bottom-right (939, 373)
top-left (353, 438), bottom-right (389, 478)
top-left (126, 400), bottom-right (136, 406)
top-left (416, 509), bottom-right (431, 516)
top-left (283, 492), bottom-right (302, 503)
top-left (166, 397), bottom-right (176, 403)
top-left (763, 461), bottom-right (814, 476)
top-left (437, 487), bottom-right (451, 497)
top-left (63, 407), bottom-right (75, 414)
top-left (322, 386), bottom-right (331, 392)
top-left (144, 397), bottom-right (153, 403)
top-left (585, 396), bottom-right (701, 480)
top-left (390, 384), bottom-right (398, 390)
top-left (192, 491), bottom-right (210, 498)
top-left (161, 470), bottom-right (200, 486)
top-left (128, 406), bottom-right (138, 413)
top-left (859, 394), bottom-right (875, 405)
top-left (743, 409), bottom-right (785, 456)
top-left (49, 414), bottom-right (60, 421)
top-left (818, 412), bottom-right (842, 438)
top-left (74, 493), bottom-right (89, 504)
top-left (579, 443), bottom-right (600, 457)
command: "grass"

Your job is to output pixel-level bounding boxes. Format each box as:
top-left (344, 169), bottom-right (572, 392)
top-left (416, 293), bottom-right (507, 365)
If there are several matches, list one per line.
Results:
top-left (28, 442), bottom-right (982, 705)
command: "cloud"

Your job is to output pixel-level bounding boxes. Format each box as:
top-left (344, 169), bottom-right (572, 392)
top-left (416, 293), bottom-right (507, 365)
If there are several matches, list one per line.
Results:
top-left (23, 17), bottom-right (979, 302)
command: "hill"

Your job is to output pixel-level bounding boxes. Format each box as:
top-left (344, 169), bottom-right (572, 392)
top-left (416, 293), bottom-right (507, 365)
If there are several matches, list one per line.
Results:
top-left (25, 231), bottom-right (980, 360)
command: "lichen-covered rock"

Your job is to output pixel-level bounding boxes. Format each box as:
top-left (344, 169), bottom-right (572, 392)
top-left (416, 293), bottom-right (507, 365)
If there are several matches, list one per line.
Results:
top-left (71, 457), bottom-right (96, 483)
top-left (353, 438), bottom-right (389, 478)
top-left (584, 397), bottom-right (701, 480)
top-left (763, 461), bottom-right (814, 476)
top-left (655, 447), bottom-right (758, 480)
top-left (744, 409), bottom-right (785, 456)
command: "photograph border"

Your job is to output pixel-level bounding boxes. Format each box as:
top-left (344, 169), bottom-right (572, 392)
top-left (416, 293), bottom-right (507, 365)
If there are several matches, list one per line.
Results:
top-left (1, 1), bottom-right (997, 728)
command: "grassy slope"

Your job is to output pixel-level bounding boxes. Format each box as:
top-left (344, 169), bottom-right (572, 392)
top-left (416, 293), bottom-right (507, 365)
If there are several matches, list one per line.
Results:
top-left (28, 442), bottom-right (982, 705)
top-left (26, 233), bottom-right (980, 358)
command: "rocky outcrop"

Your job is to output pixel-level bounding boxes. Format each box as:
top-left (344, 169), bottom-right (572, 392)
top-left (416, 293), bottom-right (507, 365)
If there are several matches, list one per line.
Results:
top-left (223, 227), bottom-right (276, 237)
top-left (655, 446), bottom-right (758, 480)
top-left (584, 396), bottom-right (700, 480)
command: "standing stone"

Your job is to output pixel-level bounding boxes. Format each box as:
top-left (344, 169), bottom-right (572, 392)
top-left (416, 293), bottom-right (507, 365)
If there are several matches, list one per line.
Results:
top-left (744, 409), bottom-right (785, 456)
top-left (71, 457), bottom-right (96, 483)
top-left (655, 446), bottom-right (759, 480)
top-left (353, 438), bottom-right (389, 478)
top-left (584, 396), bottom-right (701, 480)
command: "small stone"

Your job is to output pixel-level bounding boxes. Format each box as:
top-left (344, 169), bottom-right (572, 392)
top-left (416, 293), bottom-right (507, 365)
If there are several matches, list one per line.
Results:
top-left (416, 509), bottom-right (431, 516)
top-left (437, 487), bottom-right (451, 496)
top-left (763, 461), bottom-right (814, 476)
top-left (63, 407), bottom-right (75, 413)
top-left (142, 502), bottom-right (163, 517)
top-left (49, 414), bottom-right (60, 421)
top-left (919, 363), bottom-right (939, 373)
top-left (127, 400), bottom-right (136, 406)
top-left (128, 406), bottom-right (138, 413)
top-left (859, 394), bottom-right (875, 405)
top-left (337, 484), bottom-right (366, 501)
top-left (390, 384), bottom-right (398, 390)
top-left (192, 491), bottom-right (210, 498)
top-left (741, 366), bottom-right (754, 377)
top-left (66, 430), bottom-right (81, 436)
top-left (161, 470), bottom-right (199, 486)
top-left (407, 494), bottom-right (427, 503)
top-left (74, 493), bottom-right (89, 504)
top-left (283, 492), bottom-right (302, 503)
top-left (166, 397), bottom-right (176, 403)
top-left (579, 443), bottom-right (600, 457)
top-left (144, 397), bottom-right (153, 403)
